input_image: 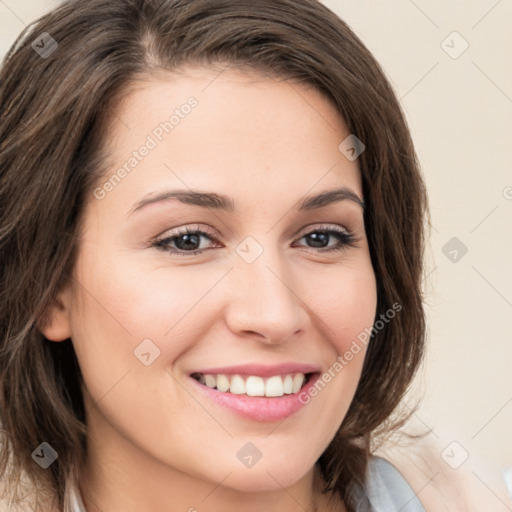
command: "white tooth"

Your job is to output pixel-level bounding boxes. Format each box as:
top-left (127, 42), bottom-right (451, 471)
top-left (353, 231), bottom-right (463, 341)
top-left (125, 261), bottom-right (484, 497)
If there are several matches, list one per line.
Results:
top-left (204, 374), bottom-right (216, 388)
top-left (230, 375), bottom-right (246, 394)
top-left (246, 376), bottom-right (265, 396)
top-left (292, 373), bottom-right (305, 393)
top-left (283, 374), bottom-right (294, 394)
top-left (216, 374), bottom-right (230, 392)
top-left (265, 376), bottom-right (284, 397)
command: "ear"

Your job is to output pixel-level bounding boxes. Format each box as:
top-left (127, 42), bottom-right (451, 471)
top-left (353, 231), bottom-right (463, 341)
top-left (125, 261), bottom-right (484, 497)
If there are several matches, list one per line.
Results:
top-left (37, 286), bottom-right (73, 342)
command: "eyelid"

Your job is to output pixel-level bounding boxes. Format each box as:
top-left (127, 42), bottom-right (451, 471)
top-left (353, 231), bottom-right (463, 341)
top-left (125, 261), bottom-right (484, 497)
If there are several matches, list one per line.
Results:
top-left (152, 223), bottom-right (216, 243)
top-left (295, 222), bottom-right (351, 238)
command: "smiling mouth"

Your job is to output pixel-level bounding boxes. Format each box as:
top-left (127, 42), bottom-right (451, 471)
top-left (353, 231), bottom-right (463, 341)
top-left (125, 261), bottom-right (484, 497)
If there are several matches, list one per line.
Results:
top-left (190, 372), bottom-right (316, 398)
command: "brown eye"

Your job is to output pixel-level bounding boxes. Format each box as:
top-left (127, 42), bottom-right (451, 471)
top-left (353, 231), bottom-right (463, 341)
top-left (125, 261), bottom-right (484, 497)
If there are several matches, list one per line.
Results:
top-left (153, 226), bottom-right (219, 256)
top-left (293, 227), bottom-right (357, 252)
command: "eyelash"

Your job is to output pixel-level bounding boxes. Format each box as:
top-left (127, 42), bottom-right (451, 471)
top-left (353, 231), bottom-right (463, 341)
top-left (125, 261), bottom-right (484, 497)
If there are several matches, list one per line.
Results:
top-left (152, 224), bottom-right (358, 256)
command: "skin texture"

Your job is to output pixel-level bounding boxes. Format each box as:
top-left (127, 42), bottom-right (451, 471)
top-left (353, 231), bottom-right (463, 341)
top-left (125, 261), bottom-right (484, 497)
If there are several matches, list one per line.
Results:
top-left (41, 66), bottom-right (377, 512)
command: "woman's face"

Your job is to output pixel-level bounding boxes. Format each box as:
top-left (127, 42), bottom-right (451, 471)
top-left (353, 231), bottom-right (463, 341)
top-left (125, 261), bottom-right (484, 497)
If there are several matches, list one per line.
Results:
top-left (45, 66), bottom-right (377, 500)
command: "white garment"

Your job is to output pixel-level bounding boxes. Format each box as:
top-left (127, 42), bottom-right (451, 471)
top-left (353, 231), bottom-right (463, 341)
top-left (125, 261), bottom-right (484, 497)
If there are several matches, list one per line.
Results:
top-left (69, 456), bottom-right (426, 511)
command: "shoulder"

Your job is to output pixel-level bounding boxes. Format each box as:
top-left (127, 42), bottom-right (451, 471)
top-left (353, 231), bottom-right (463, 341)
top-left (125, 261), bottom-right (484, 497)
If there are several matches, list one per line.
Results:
top-left (374, 435), bottom-right (512, 512)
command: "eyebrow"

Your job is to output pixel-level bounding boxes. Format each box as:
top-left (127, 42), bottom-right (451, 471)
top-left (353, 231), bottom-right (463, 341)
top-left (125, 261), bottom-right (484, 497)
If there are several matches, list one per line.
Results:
top-left (128, 186), bottom-right (365, 216)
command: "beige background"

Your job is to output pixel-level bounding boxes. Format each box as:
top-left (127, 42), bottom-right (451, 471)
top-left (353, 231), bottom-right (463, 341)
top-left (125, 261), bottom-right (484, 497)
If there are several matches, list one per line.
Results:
top-left (1, 0), bottom-right (511, 508)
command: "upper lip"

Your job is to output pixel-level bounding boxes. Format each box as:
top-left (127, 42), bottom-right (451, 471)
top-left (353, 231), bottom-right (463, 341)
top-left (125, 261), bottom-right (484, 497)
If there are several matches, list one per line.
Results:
top-left (190, 363), bottom-right (321, 378)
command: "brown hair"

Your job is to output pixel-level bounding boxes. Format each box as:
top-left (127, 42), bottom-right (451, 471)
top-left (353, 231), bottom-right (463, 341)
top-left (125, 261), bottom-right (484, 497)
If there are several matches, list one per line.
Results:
top-left (0, 0), bottom-right (429, 510)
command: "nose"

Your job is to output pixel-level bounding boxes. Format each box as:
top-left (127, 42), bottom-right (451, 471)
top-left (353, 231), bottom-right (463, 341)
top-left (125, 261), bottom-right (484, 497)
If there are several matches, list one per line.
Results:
top-left (224, 246), bottom-right (308, 345)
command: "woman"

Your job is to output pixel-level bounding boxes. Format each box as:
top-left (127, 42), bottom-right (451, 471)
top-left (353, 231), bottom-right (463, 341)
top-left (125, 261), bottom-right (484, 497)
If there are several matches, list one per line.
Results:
top-left (0, 1), bottom-right (430, 510)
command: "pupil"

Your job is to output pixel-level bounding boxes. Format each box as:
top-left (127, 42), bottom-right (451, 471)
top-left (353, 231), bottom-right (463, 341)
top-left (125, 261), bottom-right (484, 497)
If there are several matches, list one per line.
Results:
top-left (307, 232), bottom-right (328, 248)
top-left (177, 234), bottom-right (199, 250)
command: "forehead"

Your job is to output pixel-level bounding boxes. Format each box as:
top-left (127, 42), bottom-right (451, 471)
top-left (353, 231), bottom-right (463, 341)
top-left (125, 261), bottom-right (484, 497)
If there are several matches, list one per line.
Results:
top-left (93, 66), bottom-right (362, 215)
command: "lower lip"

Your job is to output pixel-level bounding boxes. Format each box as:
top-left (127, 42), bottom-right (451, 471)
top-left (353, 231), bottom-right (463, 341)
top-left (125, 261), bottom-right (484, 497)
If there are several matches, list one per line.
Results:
top-left (189, 373), bottom-right (320, 423)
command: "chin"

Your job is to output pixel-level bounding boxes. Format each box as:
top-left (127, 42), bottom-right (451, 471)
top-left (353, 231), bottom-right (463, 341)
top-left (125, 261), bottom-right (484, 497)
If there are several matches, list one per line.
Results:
top-left (221, 459), bottom-right (313, 493)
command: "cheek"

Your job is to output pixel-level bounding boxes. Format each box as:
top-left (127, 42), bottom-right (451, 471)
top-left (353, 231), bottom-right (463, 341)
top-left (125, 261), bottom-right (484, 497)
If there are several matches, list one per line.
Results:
top-left (314, 259), bottom-right (378, 354)
top-left (70, 245), bottom-right (214, 354)
top-left (291, 258), bottom-right (377, 409)
top-left (68, 248), bottom-right (243, 427)
top-left (68, 250), bottom-right (205, 444)
top-left (310, 261), bottom-right (377, 405)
